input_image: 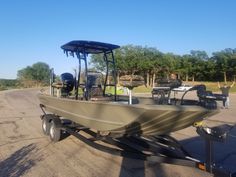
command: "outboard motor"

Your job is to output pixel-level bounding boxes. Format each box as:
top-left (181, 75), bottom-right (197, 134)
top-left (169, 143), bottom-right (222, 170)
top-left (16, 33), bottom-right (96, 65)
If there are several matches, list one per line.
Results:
top-left (60, 73), bottom-right (74, 96)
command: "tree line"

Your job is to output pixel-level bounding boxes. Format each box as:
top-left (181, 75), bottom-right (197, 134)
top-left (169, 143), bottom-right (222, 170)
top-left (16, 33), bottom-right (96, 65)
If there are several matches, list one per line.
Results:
top-left (0, 79), bottom-right (18, 91)
top-left (13, 46), bottom-right (236, 88)
top-left (0, 62), bottom-right (51, 89)
top-left (17, 62), bottom-right (50, 87)
top-left (91, 45), bottom-right (236, 86)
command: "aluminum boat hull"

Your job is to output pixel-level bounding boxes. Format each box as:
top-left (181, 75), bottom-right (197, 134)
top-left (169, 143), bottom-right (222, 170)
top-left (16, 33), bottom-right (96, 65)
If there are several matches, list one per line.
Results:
top-left (38, 94), bottom-right (218, 136)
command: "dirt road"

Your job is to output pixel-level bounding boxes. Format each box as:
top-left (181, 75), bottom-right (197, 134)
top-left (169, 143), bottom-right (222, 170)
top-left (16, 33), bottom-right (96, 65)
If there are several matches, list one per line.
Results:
top-left (0, 89), bottom-right (235, 177)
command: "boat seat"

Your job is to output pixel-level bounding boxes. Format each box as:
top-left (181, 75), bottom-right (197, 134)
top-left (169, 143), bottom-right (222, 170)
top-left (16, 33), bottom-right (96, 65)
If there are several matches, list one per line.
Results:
top-left (89, 86), bottom-right (103, 97)
top-left (52, 82), bottom-right (64, 88)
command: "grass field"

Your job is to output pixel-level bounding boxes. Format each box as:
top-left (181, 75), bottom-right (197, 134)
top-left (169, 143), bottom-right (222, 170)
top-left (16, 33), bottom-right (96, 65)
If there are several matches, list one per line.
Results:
top-left (1, 81), bottom-right (235, 94)
top-left (186, 81), bottom-right (236, 93)
top-left (80, 82), bottom-right (236, 95)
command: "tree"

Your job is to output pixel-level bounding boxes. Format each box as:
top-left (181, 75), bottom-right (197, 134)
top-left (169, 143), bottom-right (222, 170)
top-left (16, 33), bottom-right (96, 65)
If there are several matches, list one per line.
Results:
top-left (212, 49), bottom-right (235, 82)
top-left (178, 55), bottom-right (192, 81)
top-left (89, 53), bottom-right (106, 72)
top-left (17, 62), bottom-right (51, 87)
top-left (90, 45), bottom-right (236, 83)
top-left (190, 50), bottom-right (209, 60)
top-left (31, 62), bottom-right (51, 84)
top-left (202, 59), bottom-right (216, 81)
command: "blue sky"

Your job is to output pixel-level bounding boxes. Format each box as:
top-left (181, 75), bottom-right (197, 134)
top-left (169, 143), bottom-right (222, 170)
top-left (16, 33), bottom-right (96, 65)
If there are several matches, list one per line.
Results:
top-left (0, 0), bottom-right (236, 79)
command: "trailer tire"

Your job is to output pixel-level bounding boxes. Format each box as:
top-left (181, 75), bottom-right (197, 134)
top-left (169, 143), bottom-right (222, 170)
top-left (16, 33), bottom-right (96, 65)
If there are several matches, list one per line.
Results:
top-left (49, 120), bottom-right (62, 142)
top-left (42, 117), bottom-right (50, 135)
top-left (41, 114), bottom-right (56, 135)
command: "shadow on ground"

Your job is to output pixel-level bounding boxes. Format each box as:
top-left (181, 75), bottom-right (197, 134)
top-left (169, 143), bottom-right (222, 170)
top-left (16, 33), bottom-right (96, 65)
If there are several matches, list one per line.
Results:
top-left (118, 122), bottom-right (170, 177)
top-left (119, 158), bottom-right (169, 177)
top-left (0, 143), bottom-right (43, 177)
top-left (181, 126), bottom-right (236, 172)
top-left (118, 125), bottom-right (236, 177)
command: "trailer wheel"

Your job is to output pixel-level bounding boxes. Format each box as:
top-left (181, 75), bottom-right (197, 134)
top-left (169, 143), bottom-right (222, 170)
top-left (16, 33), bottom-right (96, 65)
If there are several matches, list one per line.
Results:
top-left (49, 120), bottom-right (62, 142)
top-left (42, 117), bottom-right (50, 135)
top-left (41, 114), bottom-right (55, 135)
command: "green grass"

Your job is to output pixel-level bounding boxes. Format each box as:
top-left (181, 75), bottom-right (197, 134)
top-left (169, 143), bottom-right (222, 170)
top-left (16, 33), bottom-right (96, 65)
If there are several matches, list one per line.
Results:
top-left (133, 85), bottom-right (152, 93)
top-left (119, 82), bottom-right (236, 94)
top-left (107, 85), bottom-right (153, 94)
top-left (106, 86), bottom-right (124, 95)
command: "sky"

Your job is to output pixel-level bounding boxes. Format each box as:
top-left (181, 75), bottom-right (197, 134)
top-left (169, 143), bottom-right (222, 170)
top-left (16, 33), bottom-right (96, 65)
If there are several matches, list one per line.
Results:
top-left (0, 0), bottom-right (236, 79)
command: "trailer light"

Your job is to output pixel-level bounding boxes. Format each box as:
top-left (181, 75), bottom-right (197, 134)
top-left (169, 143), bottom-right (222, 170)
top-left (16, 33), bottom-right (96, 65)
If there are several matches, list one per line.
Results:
top-left (198, 163), bottom-right (206, 171)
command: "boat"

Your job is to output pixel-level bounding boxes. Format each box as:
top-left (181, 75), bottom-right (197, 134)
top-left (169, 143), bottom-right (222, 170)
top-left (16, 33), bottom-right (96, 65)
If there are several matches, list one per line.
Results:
top-left (38, 40), bottom-right (220, 137)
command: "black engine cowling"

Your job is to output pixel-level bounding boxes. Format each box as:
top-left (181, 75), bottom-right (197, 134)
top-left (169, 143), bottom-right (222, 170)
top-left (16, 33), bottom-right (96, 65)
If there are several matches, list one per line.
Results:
top-left (60, 73), bottom-right (74, 96)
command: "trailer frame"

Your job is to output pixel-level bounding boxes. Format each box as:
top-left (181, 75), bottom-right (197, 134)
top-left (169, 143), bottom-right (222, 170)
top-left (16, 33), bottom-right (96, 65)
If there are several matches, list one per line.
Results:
top-left (39, 106), bottom-right (235, 177)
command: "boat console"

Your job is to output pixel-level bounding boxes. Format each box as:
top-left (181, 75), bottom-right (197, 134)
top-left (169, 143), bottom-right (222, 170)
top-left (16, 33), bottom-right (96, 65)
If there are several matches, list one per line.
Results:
top-left (182, 84), bottom-right (227, 109)
top-left (152, 81), bottom-right (226, 109)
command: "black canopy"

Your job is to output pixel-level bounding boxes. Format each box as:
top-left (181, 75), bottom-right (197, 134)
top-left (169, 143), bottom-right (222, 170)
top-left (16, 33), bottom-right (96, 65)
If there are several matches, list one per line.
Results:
top-left (61, 40), bottom-right (120, 54)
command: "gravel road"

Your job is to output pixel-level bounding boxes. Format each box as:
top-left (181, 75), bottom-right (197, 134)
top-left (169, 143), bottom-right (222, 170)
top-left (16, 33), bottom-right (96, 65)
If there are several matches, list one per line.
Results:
top-left (0, 89), bottom-right (235, 177)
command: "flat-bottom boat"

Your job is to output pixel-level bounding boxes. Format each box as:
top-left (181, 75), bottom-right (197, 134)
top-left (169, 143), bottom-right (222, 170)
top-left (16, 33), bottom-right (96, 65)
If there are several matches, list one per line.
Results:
top-left (38, 92), bottom-right (218, 136)
top-left (38, 40), bottom-right (219, 137)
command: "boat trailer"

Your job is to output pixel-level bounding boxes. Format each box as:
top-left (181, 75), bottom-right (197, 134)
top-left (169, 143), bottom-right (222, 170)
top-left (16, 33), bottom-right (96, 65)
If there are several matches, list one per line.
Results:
top-left (40, 105), bottom-right (235, 177)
